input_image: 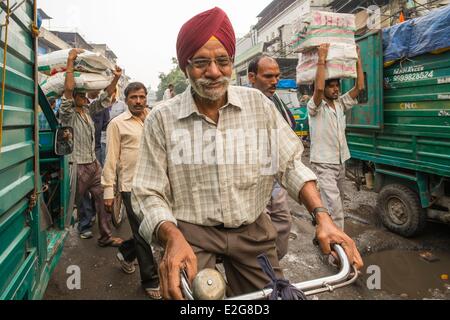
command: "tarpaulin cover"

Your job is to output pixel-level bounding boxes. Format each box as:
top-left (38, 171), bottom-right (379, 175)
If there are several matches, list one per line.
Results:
top-left (383, 5), bottom-right (450, 62)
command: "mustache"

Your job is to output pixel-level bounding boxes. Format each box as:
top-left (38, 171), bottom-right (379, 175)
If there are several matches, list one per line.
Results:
top-left (195, 76), bottom-right (231, 87)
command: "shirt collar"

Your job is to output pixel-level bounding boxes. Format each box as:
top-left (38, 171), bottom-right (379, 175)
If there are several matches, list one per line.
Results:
top-left (178, 85), bottom-right (243, 120)
top-left (322, 98), bottom-right (341, 114)
top-left (124, 108), bottom-right (148, 121)
top-left (123, 110), bottom-right (134, 120)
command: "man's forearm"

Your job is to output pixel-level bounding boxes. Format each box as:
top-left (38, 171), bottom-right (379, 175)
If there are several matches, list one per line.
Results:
top-left (105, 76), bottom-right (121, 97)
top-left (101, 163), bottom-right (117, 199)
top-left (313, 61), bottom-right (326, 106)
top-left (356, 57), bottom-right (365, 91)
top-left (101, 124), bottom-right (119, 199)
top-left (349, 57), bottom-right (365, 100)
top-left (299, 181), bottom-right (323, 212)
top-left (157, 221), bottom-right (183, 246)
top-left (64, 60), bottom-right (76, 98)
top-left (299, 182), bottom-right (335, 225)
top-left (102, 162), bottom-right (117, 199)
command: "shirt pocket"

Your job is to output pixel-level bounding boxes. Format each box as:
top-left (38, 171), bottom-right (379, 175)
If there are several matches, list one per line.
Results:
top-left (339, 111), bottom-right (347, 131)
top-left (232, 164), bottom-right (259, 190)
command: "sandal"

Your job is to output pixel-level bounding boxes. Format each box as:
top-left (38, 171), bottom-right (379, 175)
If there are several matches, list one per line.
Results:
top-left (144, 287), bottom-right (162, 300)
top-left (116, 253), bottom-right (136, 274)
top-left (98, 237), bottom-right (123, 248)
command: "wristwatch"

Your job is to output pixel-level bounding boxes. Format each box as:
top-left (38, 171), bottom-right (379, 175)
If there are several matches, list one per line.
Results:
top-left (310, 207), bottom-right (331, 226)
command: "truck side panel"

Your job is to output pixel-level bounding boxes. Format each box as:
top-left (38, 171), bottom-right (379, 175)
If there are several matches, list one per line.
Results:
top-left (346, 33), bottom-right (450, 178)
top-left (0, 0), bottom-right (39, 300)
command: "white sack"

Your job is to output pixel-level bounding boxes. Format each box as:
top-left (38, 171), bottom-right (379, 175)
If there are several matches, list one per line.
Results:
top-left (40, 71), bottom-right (114, 98)
top-left (38, 49), bottom-right (115, 76)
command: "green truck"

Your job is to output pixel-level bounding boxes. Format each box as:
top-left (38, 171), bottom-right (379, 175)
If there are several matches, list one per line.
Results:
top-left (343, 30), bottom-right (450, 237)
top-left (0, 1), bottom-right (74, 299)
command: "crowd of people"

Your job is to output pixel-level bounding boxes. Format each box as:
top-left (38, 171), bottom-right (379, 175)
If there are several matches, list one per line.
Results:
top-left (45, 7), bottom-right (366, 300)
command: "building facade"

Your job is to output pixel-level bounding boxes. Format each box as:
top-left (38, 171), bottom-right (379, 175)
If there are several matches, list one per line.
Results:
top-left (234, 0), bottom-right (449, 86)
top-left (234, 0), bottom-right (333, 86)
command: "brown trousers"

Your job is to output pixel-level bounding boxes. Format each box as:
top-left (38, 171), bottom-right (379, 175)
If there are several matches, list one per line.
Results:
top-left (76, 161), bottom-right (112, 241)
top-left (178, 213), bottom-right (283, 297)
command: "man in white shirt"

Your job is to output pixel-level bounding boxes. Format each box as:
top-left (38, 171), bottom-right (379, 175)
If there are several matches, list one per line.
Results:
top-left (109, 91), bottom-right (128, 120)
top-left (163, 84), bottom-right (175, 101)
top-left (308, 44), bottom-right (365, 230)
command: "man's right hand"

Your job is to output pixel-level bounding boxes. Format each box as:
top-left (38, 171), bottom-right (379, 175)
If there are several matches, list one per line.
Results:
top-left (64, 49), bottom-right (84, 98)
top-left (104, 198), bottom-right (114, 213)
top-left (68, 48), bottom-right (84, 62)
top-left (158, 223), bottom-right (198, 300)
top-left (318, 43), bottom-right (330, 62)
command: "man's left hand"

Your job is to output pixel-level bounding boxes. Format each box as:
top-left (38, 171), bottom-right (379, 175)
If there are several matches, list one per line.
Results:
top-left (315, 215), bottom-right (364, 270)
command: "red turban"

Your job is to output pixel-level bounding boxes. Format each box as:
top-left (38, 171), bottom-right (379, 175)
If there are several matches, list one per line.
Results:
top-left (177, 7), bottom-right (236, 73)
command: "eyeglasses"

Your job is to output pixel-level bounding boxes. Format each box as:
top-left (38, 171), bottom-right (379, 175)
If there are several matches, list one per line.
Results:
top-left (188, 56), bottom-right (233, 71)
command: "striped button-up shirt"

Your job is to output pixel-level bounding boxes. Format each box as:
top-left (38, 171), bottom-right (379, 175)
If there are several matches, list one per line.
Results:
top-left (307, 93), bottom-right (358, 165)
top-left (59, 92), bottom-right (111, 164)
top-left (132, 85), bottom-right (317, 244)
top-left (102, 109), bottom-right (148, 199)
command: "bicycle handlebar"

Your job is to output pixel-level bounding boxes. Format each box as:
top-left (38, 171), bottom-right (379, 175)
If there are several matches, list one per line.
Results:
top-left (182, 244), bottom-right (358, 300)
top-left (227, 244), bottom-right (357, 300)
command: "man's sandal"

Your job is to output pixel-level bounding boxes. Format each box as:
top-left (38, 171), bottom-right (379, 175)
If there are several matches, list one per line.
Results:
top-left (98, 237), bottom-right (123, 248)
top-left (145, 287), bottom-right (162, 300)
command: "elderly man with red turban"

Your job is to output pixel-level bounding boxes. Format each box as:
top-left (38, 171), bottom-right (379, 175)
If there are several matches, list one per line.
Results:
top-left (132, 7), bottom-right (363, 300)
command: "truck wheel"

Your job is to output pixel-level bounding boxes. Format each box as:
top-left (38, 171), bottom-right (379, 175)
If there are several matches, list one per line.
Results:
top-left (377, 184), bottom-right (427, 237)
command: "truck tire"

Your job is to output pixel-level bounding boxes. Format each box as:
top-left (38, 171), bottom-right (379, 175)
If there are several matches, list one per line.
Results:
top-left (377, 184), bottom-right (427, 237)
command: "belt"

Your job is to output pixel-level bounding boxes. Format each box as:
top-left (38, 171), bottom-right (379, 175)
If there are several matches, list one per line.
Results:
top-left (213, 223), bottom-right (248, 232)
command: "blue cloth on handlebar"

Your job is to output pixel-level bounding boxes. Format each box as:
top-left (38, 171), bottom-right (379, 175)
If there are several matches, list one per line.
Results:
top-left (257, 254), bottom-right (308, 301)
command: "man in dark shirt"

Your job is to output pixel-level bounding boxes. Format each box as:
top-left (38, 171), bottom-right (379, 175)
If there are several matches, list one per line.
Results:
top-left (248, 54), bottom-right (297, 260)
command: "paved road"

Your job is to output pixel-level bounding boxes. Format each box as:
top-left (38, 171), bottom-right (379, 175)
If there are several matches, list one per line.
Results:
top-left (44, 220), bottom-right (148, 300)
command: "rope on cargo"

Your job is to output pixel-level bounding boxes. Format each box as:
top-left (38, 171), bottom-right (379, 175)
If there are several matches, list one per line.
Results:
top-left (0, 0), bottom-right (10, 153)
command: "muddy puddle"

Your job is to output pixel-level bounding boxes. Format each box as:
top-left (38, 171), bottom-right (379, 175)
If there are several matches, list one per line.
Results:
top-left (362, 250), bottom-right (450, 299)
top-left (344, 220), bottom-right (370, 237)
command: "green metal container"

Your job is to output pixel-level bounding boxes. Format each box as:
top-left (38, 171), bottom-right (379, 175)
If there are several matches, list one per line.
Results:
top-left (342, 31), bottom-right (450, 237)
top-left (0, 1), bottom-right (73, 300)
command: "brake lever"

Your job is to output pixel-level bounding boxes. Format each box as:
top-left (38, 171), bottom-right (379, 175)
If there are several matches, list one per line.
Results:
top-left (181, 269), bottom-right (195, 300)
top-left (313, 238), bottom-right (342, 268)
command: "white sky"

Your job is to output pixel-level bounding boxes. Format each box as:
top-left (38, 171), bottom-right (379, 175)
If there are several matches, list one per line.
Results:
top-left (39, 0), bottom-right (273, 90)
